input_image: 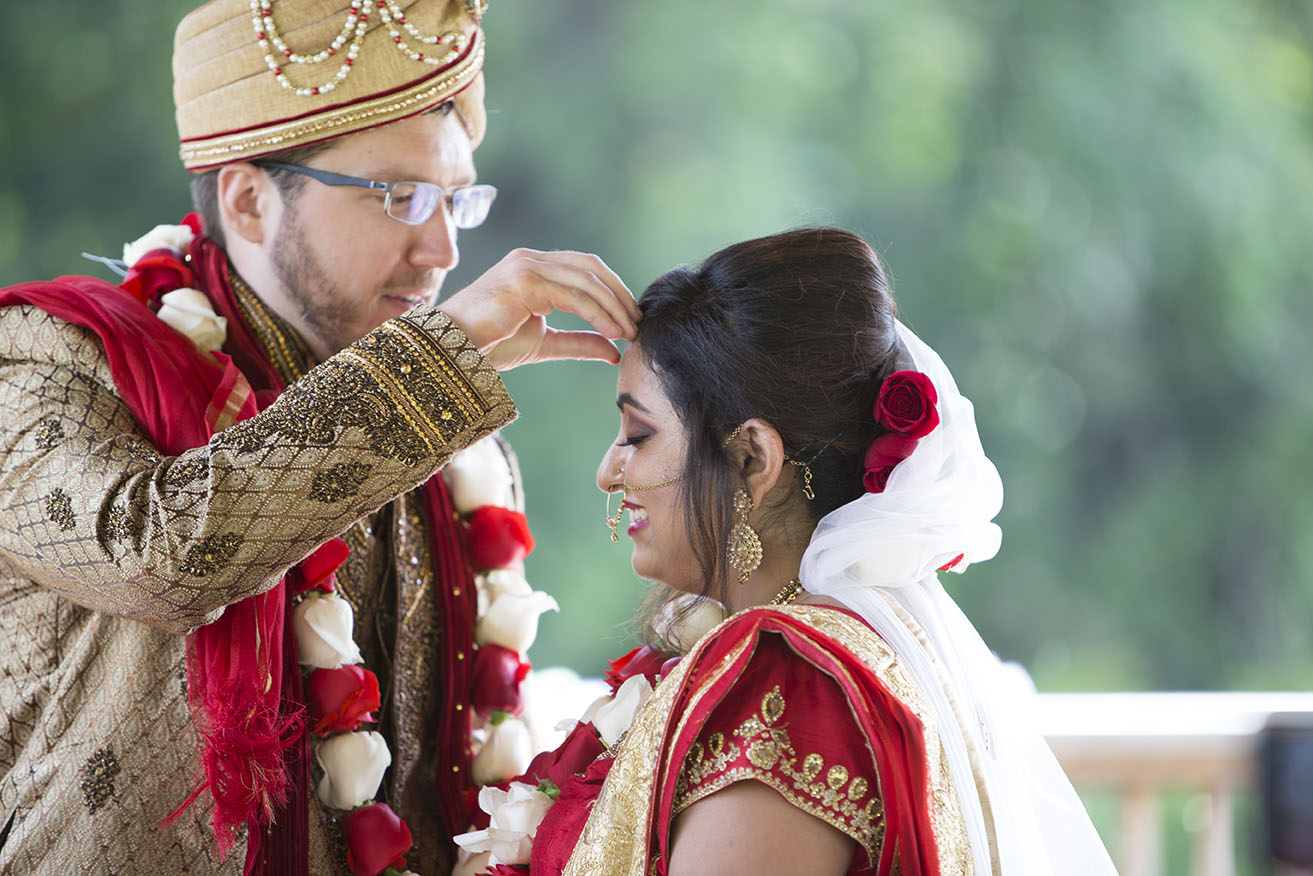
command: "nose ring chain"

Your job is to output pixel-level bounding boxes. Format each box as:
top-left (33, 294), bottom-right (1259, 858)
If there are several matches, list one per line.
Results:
top-left (605, 467), bottom-right (682, 542)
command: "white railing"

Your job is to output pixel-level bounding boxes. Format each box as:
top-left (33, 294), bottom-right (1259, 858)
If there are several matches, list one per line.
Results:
top-left (1039, 692), bottom-right (1313, 876)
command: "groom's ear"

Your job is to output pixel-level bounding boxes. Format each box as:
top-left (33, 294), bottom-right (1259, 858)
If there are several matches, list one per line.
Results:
top-left (725, 418), bottom-right (786, 506)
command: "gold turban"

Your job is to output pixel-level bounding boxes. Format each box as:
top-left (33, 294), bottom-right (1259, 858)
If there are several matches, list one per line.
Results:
top-left (174, 0), bottom-right (488, 171)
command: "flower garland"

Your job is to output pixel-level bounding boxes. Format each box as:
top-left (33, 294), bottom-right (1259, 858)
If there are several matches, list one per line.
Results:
top-left (118, 222), bottom-right (560, 876)
top-left (120, 220), bottom-right (228, 351)
top-left (451, 595), bottom-right (725, 875)
top-left (288, 433), bottom-right (557, 876)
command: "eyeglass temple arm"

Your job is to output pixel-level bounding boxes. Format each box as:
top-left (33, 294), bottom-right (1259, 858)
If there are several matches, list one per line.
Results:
top-left (258, 161), bottom-right (388, 192)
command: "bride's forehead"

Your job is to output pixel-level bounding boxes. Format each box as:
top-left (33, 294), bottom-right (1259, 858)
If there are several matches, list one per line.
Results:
top-left (616, 345), bottom-right (667, 406)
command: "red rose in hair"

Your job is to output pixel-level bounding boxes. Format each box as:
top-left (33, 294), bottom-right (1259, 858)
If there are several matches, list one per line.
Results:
top-left (342, 802), bottom-right (412, 876)
top-left (862, 433), bottom-right (919, 493)
top-left (603, 645), bottom-right (671, 694)
top-left (874, 370), bottom-right (940, 438)
top-left (306, 665), bottom-right (381, 736)
top-left (465, 506), bottom-right (536, 570)
top-left (120, 249), bottom-right (194, 305)
top-left (518, 720), bottom-right (607, 793)
top-left (471, 644), bottom-right (531, 717)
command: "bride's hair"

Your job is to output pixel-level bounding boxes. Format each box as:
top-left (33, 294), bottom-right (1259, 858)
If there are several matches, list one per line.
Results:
top-left (636, 226), bottom-right (901, 613)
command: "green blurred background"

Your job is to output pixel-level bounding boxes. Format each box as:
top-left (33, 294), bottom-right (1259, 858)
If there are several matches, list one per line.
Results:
top-left (3, 0), bottom-right (1311, 695)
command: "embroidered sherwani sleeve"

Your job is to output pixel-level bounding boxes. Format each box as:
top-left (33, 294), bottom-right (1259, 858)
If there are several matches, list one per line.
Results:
top-left (0, 304), bottom-right (514, 634)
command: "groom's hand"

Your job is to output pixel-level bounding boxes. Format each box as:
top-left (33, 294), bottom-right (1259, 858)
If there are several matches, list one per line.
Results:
top-left (439, 248), bottom-right (638, 370)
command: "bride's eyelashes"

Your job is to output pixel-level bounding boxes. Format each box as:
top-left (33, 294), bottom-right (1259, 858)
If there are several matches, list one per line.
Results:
top-left (616, 435), bottom-right (650, 447)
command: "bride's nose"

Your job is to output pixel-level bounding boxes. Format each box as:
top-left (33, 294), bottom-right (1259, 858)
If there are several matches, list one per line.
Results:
top-left (596, 445), bottom-right (625, 493)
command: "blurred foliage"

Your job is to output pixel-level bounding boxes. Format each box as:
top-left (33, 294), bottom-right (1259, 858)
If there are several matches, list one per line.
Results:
top-left (3, 0), bottom-right (1312, 696)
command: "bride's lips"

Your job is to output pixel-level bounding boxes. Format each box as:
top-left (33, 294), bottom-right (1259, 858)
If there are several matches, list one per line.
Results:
top-left (623, 500), bottom-right (649, 536)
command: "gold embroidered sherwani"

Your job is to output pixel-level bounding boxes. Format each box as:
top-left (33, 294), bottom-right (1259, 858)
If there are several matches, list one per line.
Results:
top-left (0, 285), bottom-right (516, 874)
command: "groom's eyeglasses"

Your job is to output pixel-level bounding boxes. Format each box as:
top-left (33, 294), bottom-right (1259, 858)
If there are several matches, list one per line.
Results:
top-left (259, 161), bottom-right (497, 229)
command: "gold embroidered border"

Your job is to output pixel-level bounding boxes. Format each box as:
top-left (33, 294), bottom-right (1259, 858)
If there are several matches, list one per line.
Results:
top-left (780, 605), bottom-right (974, 876)
top-left (180, 34), bottom-right (483, 168)
top-left (671, 683), bottom-right (885, 861)
top-left (230, 271), bottom-right (314, 385)
top-left (674, 767), bottom-right (886, 862)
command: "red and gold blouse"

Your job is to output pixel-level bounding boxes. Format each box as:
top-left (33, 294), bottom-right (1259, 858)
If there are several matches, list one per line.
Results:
top-left (538, 604), bottom-right (973, 876)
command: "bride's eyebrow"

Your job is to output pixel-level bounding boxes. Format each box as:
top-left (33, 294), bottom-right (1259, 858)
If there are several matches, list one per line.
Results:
top-left (616, 392), bottom-right (651, 414)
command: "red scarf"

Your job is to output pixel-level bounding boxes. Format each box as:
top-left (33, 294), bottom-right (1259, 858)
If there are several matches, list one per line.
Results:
top-left (0, 225), bottom-right (480, 872)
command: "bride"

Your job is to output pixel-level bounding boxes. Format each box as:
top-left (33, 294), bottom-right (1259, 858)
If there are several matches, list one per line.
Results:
top-left (459, 227), bottom-right (1117, 875)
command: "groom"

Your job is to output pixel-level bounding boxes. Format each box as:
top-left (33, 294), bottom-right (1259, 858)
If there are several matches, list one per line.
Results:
top-left (0, 0), bottom-right (635, 873)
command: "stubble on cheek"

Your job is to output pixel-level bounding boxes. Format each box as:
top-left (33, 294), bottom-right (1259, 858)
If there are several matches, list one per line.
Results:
top-left (271, 210), bottom-right (366, 355)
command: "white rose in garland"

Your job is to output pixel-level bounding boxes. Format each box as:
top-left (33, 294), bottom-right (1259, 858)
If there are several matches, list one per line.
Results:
top-left (123, 222), bottom-right (195, 264)
top-left (580, 673), bottom-right (655, 747)
top-left (453, 782), bottom-right (554, 867)
top-left (316, 730), bottom-right (392, 810)
top-left (443, 436), bottom-right (516, 513)
top-left (476, 590), bottom-right (559, 654)
top-left (481, 568), bottom-right (533, 600)
top-left (292, 594), bottom-right (363, 669)
top-left (471, 715), bottom-right (534, 786)
top-left (156, 288), bottom-right (228, 352)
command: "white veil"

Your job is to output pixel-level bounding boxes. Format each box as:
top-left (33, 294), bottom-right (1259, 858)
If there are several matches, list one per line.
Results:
top-left (799, 322), bottom-right (1118, 875)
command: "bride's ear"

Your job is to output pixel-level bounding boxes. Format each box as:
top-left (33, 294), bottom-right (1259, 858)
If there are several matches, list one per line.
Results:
top-left (725, 418), bottom-right (786, 507)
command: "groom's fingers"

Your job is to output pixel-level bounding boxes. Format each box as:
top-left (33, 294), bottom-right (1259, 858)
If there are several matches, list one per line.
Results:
top-left (533, 328), bottom-right (622, 365)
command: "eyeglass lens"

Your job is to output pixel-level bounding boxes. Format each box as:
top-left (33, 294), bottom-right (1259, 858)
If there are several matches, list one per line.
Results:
top-left (386, 183), bottom-right (496, 229)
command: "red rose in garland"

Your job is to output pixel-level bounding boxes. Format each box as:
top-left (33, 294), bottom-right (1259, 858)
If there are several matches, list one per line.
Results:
top-left (862, 433), bottom-right (920, 493)
top-left (529, 756), bottom-right (616, 876)
top-left (472, 644), bottom-right (531, 717)
top-left (305, 665), bottom-right (381, 736)
top-left (465, 506), bottom-right (536, 569)
top-left (518, 720), bottom-right (607, 794)
top-left (288, 536), bottom-right (349, 594)
top-left (603, 644), bottom-right (671, 693)
top-left (874, 370), bottom-right (940, 438)
top-left (119, 249), bottom-right (195, 305)
top-left (342, 802), bottom-right (413, 876)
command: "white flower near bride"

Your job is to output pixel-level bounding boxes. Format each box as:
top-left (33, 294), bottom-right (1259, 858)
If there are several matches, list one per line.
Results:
top-left (315, 730), bottom-right (391, 810)
top-left (470, 715), bottom-right (533, 785)
top-left (122, 223), bottom-right (194, 264)
top-left (475, 590), bottom-right (559, 655)
top-left (453, 781), bottom-right (554, 867)
top-left (156, 288), bottom-right (228, 351)
top-left (581, 673), bottom-right (654, 747)
top-left (292, 595), bottom-right (363, 669)
top-left (443, 437), bottom-right (516, 513)
top-left (652, 593), bottom-right (727, 652)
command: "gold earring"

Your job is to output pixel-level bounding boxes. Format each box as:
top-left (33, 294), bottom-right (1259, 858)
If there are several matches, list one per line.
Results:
top-left (726, 488), bottom-right (763, 583)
